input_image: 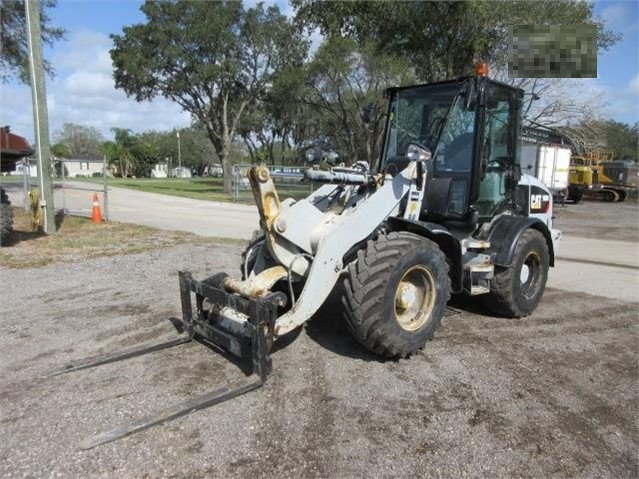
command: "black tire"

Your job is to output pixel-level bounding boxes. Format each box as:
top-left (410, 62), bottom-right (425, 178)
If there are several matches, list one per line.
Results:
top-left (240, 229), bottom-right (298, 314)
top-left (240, 229), bottom-right (267, 280)
top-left (617, 190), bottom-right (627, 202)
top-left (568, 185), bottom-right (583, 204)
top-left (482, 229), bottom-right (549, 318)
top-left (0, 189), bottom-right (12, 246)
top-left (571, 191), bottom-right (583, 204)
top-left (341, 231), bottom-right (450, 358)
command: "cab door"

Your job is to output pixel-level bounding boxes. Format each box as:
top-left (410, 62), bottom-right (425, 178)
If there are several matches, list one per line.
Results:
top-left (476, 83), bottom-right (521, 220)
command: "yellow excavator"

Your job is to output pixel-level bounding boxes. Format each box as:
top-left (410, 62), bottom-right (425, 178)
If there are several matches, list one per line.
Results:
top-left (568, 151), bottom-right (638, 202)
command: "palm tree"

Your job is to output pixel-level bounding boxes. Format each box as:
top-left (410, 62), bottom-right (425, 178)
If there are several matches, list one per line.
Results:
top-left (102, 128), bottom-right (137, 177)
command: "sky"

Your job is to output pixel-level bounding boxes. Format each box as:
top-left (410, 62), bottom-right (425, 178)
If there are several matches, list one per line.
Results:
top-left (1, 0), bottom-right (637, 145)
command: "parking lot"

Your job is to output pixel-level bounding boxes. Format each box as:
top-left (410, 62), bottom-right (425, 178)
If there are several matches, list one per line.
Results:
top-left (0, 199), bottom-right (637, 478)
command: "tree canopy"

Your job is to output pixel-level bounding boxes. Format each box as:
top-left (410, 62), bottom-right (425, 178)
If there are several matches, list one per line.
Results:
top-left (110, 0), bottom-right (307, 192)
top-left (562, 119), bottom-right (639, 160)
top-left (53, 122), bottom-right (104, 159)
top-left (293, 0), bottom-right (619, 81)
top-left (298, 36), bottom-right (417, 165)
top-left (288, 0), bottom-right (621, 163)
top-left (108, 0), bottom-right (624, 176)
top-left (0, 0), bottom-right (65, 83)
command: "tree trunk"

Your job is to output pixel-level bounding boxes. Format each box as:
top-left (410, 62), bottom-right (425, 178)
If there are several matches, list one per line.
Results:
top-left (221, 141), bottom-right (233, 195)
top-left (202, 120), bottom-right (233, 195)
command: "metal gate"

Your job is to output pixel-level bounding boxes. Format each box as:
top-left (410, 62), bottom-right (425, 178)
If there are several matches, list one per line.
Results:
top-left (232, 164), bottom-right (313, 202)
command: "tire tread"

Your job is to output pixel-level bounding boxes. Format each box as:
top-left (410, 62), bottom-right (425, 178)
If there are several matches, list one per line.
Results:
top-left (482, 229), bottom-right (549, 317)
top-left (342, 231), bottom-right (450, 358)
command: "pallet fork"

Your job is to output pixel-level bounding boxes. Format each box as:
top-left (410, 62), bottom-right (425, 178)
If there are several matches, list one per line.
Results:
top-left (41, 271), bottom-right (282, 450)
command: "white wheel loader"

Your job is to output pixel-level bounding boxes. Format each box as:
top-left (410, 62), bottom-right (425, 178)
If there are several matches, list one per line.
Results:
top-left (45, 66), bottom-right (560, 448)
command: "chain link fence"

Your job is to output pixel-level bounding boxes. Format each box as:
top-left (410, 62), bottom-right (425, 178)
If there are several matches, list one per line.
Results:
top-left (16, 157), bottom-right (110, 220)
top-left (232, 164), bottom-right (314, 203)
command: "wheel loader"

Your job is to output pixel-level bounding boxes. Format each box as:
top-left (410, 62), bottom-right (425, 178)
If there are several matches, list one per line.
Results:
top-left (44, 65), bottom-right (560, 449)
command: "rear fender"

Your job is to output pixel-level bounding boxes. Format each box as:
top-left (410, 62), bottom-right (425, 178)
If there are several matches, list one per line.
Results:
top-left (386, 216), bottom-right (463, 293)
top-left (483, 215), bottom-right (555, 267)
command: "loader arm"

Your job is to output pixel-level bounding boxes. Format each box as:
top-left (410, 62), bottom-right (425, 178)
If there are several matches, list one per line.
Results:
top-left (272, 162), bottom-right (419, 336)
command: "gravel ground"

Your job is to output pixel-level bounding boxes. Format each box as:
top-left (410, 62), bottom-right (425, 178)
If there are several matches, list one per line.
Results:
top-left (553, 199), bottom-right (638, 242)
top-left (0, 201), bottom-right (637, 478)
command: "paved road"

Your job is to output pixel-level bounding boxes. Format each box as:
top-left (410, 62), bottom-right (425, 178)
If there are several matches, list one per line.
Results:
top-left (4, 180), bottom-right (637, 302)
top-left (5, 181), bottom-right (260, 240)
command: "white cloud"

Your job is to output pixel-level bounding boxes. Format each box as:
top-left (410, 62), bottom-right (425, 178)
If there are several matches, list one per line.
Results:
top-left (276, 0), bottom-right (294, 19)
top-left (600, 2), bottom-right (638, 36)
top-left (601, 3), bottom-right (626, 27)
top-left (0, 84), bottom-right (35, 138)
top-left (53, 30), bottom-right (113, 73)
top-left (586, 75), bottom-right (639, 123)
top-left (2, 29), bottom-right (191, 144)
top-left (65, 70), bottom-right (115, 95)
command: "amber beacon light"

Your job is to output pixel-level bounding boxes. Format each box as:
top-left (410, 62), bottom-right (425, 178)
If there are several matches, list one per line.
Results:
top-left (474, 62), bottom-right (489, 77)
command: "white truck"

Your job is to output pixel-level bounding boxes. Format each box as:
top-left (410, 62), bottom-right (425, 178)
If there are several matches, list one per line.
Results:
top-left (520, 141), bottom-right (571, 201)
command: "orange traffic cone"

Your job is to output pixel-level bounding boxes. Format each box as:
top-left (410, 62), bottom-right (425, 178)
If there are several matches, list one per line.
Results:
top-left (92, 193), bottom-right (103, 223)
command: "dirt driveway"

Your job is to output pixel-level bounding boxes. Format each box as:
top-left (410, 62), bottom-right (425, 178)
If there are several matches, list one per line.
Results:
top-left (1, 201), bottom-right (637, 478)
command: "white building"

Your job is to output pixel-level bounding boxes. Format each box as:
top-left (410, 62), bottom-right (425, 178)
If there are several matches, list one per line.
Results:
top-left (204, 164), bottom-right (223, 177)
top-left (151, 163), bottom-right (168, 178)
top-left (10, 157), bottom-right (104, 178)
top-left (62, 158), bottom-right (104, 178)
top-left (172, 166), bottom-right (192, 178)
top-left (11, 160), bottom-right (38, 177)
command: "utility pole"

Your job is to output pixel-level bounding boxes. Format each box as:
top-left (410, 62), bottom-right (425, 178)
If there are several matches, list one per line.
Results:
top-left (25, 0), bottom-right (56, 233)
top-left (177, 129), bottom-right (182, 174)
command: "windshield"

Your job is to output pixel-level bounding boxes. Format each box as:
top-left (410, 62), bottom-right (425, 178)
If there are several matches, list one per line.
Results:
top-left (383, 82), bottom-right (476, 173)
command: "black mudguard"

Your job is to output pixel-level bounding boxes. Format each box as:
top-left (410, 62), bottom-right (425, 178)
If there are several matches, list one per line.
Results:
top-left (386, 217), bottom-right (463, 293)
top-left (481, 215), bottom-right (555, 268)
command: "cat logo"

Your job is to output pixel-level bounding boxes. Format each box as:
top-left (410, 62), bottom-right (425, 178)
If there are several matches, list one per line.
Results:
top-left (531, 193), bottom-right (550, 211)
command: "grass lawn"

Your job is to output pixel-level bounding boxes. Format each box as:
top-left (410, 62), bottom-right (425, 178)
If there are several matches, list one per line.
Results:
top-left (0, 175), bottom-right (25, 184)
top-left (5, 174), bottom-right (314, 203)
top-left (71, 176), bottom-right (314, 203)
top-left (3, 175), bottom-right (232, 201)
top-left (73, 177), bottom-right (234, 202)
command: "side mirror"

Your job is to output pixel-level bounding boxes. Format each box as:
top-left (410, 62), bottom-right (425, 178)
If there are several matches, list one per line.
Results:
top-left (305, 147), bottom-right (323, 163)
top-left (406, 143), bottom-right (432, 162)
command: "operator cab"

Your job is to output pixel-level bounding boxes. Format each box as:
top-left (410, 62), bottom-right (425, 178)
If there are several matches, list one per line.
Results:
top-left (381, 66), bottom-right (523, 231)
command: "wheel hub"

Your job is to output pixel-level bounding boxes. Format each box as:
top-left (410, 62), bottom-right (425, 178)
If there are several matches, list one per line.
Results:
top-left (396, 283), bottom-right (418, 311)
top-left (394, 265), bottom-right (436, 331)
top-left (520, 252), bottom-right (541, 300)
top-left (520, 264), bottom-right (530, 284)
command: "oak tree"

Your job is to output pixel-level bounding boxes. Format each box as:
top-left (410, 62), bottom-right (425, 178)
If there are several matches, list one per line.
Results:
top-left (111, 1), bottom-right (307, 193)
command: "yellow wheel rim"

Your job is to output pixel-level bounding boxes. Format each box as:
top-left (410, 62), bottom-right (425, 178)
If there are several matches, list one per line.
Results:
top-left (394, 265), bottom-right (436, 331)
